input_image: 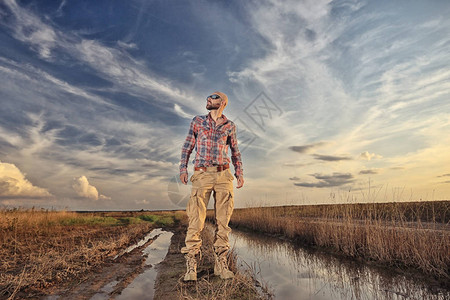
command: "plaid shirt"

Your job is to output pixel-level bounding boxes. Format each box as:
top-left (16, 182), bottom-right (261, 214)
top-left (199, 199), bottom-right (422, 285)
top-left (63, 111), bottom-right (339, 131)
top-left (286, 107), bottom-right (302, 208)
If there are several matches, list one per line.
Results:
top-left (180, 112), bottom-right (243, 178)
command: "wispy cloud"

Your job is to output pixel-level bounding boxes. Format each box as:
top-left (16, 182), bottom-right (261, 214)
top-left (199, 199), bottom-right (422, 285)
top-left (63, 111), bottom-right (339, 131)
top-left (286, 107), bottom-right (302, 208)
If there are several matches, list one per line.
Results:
top-left (174, 103), bottom-right (192, 119)
top-left (1, 0), bottom-right (202, 110)
top-left (289, 142), bottom-right (327, 153)
top-left (312, 154), bottom-right (352, 161)
top-left (437, 174), bottom-right (450, 178)
top-left (359, 169), bottom-right (380, 175)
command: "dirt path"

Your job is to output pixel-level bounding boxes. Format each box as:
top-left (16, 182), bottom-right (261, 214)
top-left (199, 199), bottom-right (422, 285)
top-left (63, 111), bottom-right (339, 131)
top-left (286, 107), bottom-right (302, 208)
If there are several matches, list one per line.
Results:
top-left (44, 224), bottom-right (262, 300)
top-left (45, 229), bottom-right (168, 299)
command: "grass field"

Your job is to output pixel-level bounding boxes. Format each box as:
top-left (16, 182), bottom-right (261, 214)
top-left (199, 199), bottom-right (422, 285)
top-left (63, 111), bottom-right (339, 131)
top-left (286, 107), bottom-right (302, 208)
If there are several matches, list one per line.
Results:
top-left (209, 201), bottom-right (449, 283)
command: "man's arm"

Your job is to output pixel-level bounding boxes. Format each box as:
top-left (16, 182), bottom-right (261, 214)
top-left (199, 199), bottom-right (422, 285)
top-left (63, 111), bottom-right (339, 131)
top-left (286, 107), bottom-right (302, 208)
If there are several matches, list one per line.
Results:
top-left (180, 118), bottom-right (197, 175)
top-left (229, 123), bottom-right (243, 179)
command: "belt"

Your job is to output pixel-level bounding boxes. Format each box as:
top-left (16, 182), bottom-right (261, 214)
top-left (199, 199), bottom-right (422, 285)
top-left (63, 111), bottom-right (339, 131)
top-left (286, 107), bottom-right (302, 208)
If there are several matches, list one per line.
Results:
top-left (194, 164), bottom-right (229, 172)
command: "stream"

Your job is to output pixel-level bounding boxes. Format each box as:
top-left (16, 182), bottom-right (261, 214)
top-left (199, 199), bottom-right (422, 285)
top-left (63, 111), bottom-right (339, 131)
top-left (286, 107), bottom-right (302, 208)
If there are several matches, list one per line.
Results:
top-left (229, 228), bottom-right (449, 300)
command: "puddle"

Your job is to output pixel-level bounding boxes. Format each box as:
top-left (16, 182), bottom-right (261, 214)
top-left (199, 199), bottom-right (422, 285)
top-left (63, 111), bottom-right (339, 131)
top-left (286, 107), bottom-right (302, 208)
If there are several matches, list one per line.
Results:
top-left (229, 229), bottom-right (449, 300)
top-left (113, 228), bottom-right (165, 260)
top-left (89, 280), bottom-right (119, 300)
top-left (90, 229), bottom-right (173, 300)
top-left (113, 230), bottom-right (173, 300)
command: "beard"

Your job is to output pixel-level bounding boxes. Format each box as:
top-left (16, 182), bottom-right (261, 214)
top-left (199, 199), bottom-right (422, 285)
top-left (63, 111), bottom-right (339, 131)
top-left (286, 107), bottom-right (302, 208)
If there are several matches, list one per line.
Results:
top-left (206, 103), bottom-right (220, 110)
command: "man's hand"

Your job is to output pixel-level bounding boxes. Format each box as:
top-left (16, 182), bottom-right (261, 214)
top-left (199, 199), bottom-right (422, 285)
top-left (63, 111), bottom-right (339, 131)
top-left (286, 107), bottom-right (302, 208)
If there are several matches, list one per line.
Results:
top-left (180, 173), bottom-right (188, 185)
top-left (236, 176), bottom-right (244, 189)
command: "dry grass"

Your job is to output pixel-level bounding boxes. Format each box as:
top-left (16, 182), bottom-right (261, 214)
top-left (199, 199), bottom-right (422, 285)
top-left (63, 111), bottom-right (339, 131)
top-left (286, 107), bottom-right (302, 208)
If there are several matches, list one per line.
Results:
top-left (177, 223), bottom-right (269, 300)
top-left (0, 208), bottom-right (182, 299)
top-left (211, 201), bottom-right (449, 282)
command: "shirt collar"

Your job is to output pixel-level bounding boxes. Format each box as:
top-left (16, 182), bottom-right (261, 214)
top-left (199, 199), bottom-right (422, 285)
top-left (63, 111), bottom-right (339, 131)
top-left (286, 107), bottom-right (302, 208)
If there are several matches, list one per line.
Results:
top-left (207, 112), bottom-right (228, 125)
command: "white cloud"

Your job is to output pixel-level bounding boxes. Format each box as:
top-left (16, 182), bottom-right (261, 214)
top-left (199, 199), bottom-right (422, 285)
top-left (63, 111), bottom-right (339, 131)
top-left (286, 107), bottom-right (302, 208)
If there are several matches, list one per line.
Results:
top-left (174, 103), bottom-right (192, 119)
top-left (117, 41), bottom-right (138, 49)
top-left (72, 176), bottom-right (110, 201)
top-left (0, 161), bottom-right (52, 199)
top-left (2, 0), bottom-right (202, 110)
top-left (360, 151), bottom-right (382, 161)
top-left (4, 0), bottom-right (57, 59)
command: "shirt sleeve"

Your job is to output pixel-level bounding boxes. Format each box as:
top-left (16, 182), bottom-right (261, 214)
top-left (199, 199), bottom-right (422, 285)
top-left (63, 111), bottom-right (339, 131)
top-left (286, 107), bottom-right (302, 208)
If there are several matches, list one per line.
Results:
top-left (180, 118), bottom-right (197, 175)
top-left (229, 123), bottom-right (243, 178)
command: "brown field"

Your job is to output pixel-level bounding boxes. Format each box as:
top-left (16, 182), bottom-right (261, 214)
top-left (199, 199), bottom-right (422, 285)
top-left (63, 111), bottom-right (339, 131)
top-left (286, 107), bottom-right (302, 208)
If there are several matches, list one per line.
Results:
top-left (214, 201), bottom-right (449, 284)
top-left (0, 209), bottom-right (264, 300)
top-left (0, 209), bottom-right (163, 298)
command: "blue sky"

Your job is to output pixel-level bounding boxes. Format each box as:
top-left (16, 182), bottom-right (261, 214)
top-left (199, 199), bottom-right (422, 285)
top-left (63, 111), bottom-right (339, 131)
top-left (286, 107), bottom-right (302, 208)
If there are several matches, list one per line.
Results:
top-left (0, 0), bottom-right (449, 210)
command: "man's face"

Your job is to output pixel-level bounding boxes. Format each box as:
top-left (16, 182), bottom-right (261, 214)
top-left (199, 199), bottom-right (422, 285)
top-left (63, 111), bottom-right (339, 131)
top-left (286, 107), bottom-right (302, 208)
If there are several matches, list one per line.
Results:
top-left (206, 94), bottom-right (222, 110)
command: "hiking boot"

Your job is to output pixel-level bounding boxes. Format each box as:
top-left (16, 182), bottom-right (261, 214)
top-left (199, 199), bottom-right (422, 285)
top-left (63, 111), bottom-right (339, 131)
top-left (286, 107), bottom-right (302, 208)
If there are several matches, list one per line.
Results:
top-left (183, 253), bottom-right (197, 281)
top-left (214, 248), bottom-right (234, 279)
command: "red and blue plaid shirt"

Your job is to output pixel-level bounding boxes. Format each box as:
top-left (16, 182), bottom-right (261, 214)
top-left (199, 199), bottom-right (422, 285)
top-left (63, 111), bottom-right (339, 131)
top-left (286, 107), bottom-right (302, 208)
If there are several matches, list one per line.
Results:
top-left (180, 112), bottom-right (243, 178)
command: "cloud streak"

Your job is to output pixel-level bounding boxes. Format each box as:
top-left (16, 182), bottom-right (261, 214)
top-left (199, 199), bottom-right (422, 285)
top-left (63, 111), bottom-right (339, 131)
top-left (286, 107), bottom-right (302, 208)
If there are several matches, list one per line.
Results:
top-left (293, 173), bottom-right (354, 188)
top-left (312, 154), bottom-right (352, 161)
top-left (289, 142), bottom-right (327, 153)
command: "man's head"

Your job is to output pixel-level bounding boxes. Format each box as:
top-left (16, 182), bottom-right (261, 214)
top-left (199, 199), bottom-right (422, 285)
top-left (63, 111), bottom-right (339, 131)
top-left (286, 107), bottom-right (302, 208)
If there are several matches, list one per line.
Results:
top-left (206, 91), bottom-right (228, 115)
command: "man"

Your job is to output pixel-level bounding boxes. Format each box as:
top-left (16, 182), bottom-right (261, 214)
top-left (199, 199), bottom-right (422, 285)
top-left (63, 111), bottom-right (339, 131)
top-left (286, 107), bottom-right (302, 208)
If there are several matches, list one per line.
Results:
top-left (179, 91), bottom-right (244, 281)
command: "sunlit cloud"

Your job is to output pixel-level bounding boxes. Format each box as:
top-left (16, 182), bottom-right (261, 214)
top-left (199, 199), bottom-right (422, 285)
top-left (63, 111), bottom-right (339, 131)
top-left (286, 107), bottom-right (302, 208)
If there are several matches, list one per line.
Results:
top-left (360, 151), bottom-right (382, 161)
top-left (72, 176), bottom-right (110, 201)
top-left (0, 161), bottom-right (52, 199)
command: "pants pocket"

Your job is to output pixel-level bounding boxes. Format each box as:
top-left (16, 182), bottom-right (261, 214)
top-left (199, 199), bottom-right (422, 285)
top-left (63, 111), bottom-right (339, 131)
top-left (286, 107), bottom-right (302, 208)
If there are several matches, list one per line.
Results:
top-left (190, 170), bottom-right (205, 183)
top-left (225, 191), bottom-right (234, 220)
top-left (186, 188), bottom-right (198, 217)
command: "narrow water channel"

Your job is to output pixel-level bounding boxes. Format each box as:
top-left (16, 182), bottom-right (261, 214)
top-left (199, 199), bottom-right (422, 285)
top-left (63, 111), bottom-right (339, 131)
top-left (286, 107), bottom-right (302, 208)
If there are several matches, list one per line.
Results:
top-left (229, 229), bottom-right (448, 300)
top-left (90, 229), bottom-right (173, 300)
top-left (114, 229), bottom-right (173, 300)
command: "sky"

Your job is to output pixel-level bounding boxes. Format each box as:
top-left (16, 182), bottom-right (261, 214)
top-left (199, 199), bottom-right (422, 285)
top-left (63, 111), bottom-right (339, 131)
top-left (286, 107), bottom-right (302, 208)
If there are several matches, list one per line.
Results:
top-left (0, 0), bottom-right (449, 211)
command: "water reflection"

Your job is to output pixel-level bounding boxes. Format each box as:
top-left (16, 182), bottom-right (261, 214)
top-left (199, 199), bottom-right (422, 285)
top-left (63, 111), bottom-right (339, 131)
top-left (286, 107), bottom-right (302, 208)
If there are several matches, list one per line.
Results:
top-left (229, 229), bottom-right (448, 300)
top-left (115, 230), bottom-right (173, 300)
top-left (91, 229), bottom-right (173, 300)
top-left (113, 228), bottom-right (167, 260)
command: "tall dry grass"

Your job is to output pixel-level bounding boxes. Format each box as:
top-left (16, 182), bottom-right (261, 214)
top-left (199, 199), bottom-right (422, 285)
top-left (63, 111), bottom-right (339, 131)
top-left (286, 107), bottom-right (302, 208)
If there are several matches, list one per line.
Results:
top-left (217, 201), bottom-right (449, 282)
top-left (0, 208), bottom-right (155, 299)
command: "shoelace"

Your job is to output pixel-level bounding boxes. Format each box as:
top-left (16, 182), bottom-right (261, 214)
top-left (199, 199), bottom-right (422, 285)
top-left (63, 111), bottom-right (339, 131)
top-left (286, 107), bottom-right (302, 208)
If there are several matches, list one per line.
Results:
top-left (218, 254), bottom-right (229, 270)
top-left (187, 257), bottom-right (196, 272)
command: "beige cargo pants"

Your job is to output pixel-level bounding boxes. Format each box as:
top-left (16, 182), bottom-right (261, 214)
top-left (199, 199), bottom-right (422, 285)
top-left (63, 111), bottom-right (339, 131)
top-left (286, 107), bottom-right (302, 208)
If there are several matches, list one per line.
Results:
top-left (181, 167), bottom-right (234, 255)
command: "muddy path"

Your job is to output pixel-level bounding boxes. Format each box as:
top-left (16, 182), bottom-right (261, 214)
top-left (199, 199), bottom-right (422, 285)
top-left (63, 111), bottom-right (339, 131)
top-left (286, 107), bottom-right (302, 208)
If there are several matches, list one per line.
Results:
top-left (44, 228), bottom-right (175, 300)
top-left (43, 224), bottom-right (263, 300)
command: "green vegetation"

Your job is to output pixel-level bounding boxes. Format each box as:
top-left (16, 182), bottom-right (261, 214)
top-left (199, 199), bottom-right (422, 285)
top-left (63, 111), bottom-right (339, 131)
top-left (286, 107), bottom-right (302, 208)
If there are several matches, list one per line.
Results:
top-left (139, 214), bottom-right (175, 226)
top-left (59, 216), bottom-right (120, 226)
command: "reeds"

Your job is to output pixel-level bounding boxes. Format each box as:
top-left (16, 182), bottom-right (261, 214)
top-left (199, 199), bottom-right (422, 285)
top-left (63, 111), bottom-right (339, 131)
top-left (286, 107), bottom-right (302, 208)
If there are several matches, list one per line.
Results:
top-left (218, 201), bottom-right (449, 282)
